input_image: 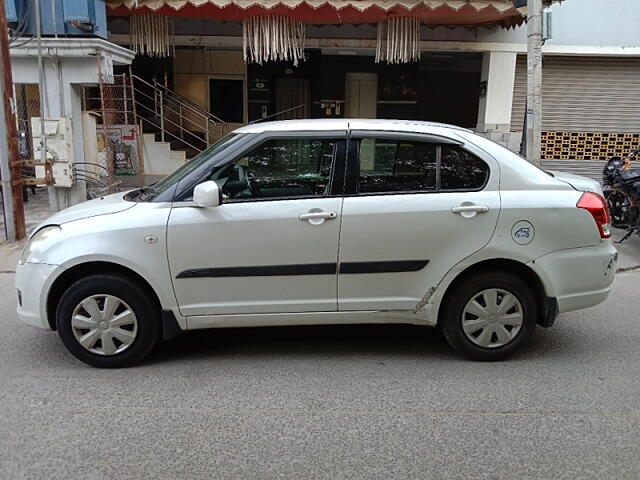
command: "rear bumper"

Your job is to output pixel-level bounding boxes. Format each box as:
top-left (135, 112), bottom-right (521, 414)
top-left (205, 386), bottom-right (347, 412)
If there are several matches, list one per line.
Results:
top-left (15, 261), bottom-right (62, 330)
top-left (530, 241), bottom-right (617, 314)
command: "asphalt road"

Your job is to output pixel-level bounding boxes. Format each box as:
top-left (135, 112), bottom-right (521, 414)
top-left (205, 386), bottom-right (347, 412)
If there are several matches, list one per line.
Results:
top-left (1, 268), bottom-right (639, 479)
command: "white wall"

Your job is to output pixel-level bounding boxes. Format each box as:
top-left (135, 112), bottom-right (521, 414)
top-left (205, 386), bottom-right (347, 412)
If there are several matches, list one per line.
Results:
top-left (474, 0), bottom-right (640, 47)
top-left (477, 51), bottom-right (517, 133)
top-left (305, 1), bottom-right (640, 49)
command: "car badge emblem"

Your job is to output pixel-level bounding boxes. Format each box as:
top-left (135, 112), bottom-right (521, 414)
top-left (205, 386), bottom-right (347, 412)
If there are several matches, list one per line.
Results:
top-left (511, 221), bottom-right (535, 245)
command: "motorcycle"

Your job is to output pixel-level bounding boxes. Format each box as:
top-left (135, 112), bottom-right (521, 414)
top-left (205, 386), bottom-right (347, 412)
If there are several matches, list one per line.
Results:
top-left (602, 148), bottom-right (640, 243)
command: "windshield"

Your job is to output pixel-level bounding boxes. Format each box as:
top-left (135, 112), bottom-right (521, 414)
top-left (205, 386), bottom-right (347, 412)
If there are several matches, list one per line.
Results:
top-left (139, 133), bottom-right (245, 201)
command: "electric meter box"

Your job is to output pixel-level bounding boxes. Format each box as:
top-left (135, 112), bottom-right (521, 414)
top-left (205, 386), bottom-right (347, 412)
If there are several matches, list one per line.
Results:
top-left (31, 118), bottom-right (74, 188)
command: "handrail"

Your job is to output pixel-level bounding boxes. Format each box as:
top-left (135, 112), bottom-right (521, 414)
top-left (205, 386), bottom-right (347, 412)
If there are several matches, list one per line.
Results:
top-left (128, 73), bottom-right (230, 155)
top-left (131, 74), bottom-right (227, 128)
top-left (131, 86), bottom-right (211, 133)
top-left (134, 100), bottom-right (207, 143)
top-left (151, 78), bottom-right (227, 127)
top-left (85, 74), bottom-right (230, 159)
top-left (88, 87), bottom-right (215, 151)
top-left (136, 102), bottom-right (207, 153)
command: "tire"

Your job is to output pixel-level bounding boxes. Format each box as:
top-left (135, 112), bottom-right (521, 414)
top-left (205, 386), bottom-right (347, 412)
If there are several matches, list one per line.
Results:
top-left (440, 271), bottom-right (538, 361)
top-left (604, 190), bottom-right (629, 228)
top-left (56, 274), bottom-right (160, 368)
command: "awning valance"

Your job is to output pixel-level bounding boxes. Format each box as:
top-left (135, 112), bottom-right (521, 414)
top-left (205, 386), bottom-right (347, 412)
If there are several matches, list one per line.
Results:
top-left (107, 0), bottom-right (528, 27)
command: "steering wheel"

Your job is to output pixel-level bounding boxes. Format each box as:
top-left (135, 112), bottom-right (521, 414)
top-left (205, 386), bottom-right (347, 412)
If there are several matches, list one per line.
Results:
top-left (245, 169), bottom-right (262, 197)
top-left (216, 177), bottom-right (232, 199)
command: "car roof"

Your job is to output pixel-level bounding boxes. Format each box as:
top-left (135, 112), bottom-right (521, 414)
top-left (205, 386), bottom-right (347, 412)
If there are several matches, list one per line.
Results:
top-left (233, 118), bottom-right (473, 135)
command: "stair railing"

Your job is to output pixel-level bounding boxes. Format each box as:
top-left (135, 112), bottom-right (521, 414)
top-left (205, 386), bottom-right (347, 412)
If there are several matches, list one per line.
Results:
top-left (130, 75), bottom-right (228, 156)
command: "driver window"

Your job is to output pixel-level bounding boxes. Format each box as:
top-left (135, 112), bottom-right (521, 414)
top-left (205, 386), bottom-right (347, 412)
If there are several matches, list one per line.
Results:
top-left (212, 138), bottom-right (337, 200)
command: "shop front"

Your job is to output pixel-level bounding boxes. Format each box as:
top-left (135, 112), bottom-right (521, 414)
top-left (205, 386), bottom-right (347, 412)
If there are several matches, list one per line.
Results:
top-left (245, 50), bottom-right (482, 127)
top-left (106, 0), bottom-right (529, 142)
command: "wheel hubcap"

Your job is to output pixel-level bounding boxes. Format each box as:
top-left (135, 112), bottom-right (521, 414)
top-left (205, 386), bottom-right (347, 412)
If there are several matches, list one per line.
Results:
top-left (71, 295), bottom-right (138, 356)
top-left (461, 288), bottom-right (523, 349)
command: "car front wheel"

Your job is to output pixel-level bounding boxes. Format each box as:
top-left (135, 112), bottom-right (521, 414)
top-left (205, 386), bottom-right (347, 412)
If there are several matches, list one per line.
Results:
top-left (440, 271), bottom-right (538, 361)
top-left (56, 274), bottom-right (160, 368)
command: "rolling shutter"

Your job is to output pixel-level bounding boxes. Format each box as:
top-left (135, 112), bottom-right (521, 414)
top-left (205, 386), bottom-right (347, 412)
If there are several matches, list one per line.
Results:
top-left (511, 55), bottom-right (640, 133)
top-left (510, 55), bottom-right (526, 133)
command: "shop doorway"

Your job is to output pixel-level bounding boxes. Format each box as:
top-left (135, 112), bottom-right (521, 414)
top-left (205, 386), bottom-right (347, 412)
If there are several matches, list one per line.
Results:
top-left (417, 53), bottom-right (482, 128)
top-left (345, 73), bottom-right (378, 118)
top-left (275, 77), bottom-right (310, 119)
top-left (418, 71), bottom-right (480, 128)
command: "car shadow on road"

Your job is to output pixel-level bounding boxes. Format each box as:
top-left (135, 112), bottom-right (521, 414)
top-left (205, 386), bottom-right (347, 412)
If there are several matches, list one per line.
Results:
top-left (145, 323), bottom-right (576, 366)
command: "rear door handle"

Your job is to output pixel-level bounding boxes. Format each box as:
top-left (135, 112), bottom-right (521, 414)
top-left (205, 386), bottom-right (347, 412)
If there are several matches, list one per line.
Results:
top-left (451, 205), bottom-right (489, 214)
top-left (299, 211), bottom-right (337, 220)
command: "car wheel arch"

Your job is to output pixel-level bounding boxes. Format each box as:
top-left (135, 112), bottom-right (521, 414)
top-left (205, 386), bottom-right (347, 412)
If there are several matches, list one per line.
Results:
top-left (436, 258), bottom-right (549, 327)
top-left (46, 261), bottom-right (162, 331)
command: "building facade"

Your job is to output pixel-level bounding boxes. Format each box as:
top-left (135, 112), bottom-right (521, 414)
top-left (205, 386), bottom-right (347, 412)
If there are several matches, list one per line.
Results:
top-left (6, 0), bottom-right (135, 215)
top-left (7, 0), bottom-right (640, 208)
top-left (103, 0), bottom-right (640, 178)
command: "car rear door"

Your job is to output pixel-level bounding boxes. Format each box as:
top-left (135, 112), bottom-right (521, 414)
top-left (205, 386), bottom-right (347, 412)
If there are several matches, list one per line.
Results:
top-left (167, 132), bottom-right (346, 317)
top-left (337, 131), bottom-right (500, 311)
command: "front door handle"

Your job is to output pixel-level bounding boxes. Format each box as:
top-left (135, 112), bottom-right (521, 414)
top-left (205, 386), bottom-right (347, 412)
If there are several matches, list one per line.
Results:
top-left (451, 205), bottom-right (489, 214)
top-left (299, 211), bottom-right (337, 221)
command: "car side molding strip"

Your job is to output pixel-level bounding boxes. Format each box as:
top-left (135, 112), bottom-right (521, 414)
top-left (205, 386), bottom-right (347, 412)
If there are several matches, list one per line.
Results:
top-left (339, 260), bottom-right (430, 274)
top-left (176, 260), bottom-right (429, 279)
top-left (176, 263), bottom-right (337, 278)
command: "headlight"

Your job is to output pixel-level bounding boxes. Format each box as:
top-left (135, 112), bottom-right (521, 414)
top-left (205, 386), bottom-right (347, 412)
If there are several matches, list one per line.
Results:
top-left (19, 225), bottom-right (61, 265)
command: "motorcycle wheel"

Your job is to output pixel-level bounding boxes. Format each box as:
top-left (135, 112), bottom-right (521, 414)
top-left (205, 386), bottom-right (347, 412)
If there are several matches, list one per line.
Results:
top-left (604, 190), bottom-right (630, 228)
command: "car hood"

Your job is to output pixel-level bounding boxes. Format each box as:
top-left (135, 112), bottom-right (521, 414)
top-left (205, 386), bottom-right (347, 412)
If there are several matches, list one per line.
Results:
top-left (548, 170), bottom-right (604, 196)
top-left (32, 191), bottom-right (137, 234)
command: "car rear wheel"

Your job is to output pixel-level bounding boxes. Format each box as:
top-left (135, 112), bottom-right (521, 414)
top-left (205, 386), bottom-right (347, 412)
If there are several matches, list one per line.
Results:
top-left (56, 274), bottom-right (160, 368)
top-left (440, 271), bottom-right (538, 361)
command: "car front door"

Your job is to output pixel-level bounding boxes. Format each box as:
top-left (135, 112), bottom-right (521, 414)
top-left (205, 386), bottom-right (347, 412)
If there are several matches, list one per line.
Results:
top-left (337, 132), bottom-right (500, 311)
top-left (167, 133), bottom-right (346, 317)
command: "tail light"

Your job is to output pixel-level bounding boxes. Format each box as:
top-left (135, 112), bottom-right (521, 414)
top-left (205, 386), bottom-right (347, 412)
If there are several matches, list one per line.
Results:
top-left (577, 192), bottom-right (612, 239)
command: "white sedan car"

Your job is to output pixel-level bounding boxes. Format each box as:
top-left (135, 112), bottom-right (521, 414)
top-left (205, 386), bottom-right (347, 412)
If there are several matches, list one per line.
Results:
top-left (16, 120), bottom-right (617, 367)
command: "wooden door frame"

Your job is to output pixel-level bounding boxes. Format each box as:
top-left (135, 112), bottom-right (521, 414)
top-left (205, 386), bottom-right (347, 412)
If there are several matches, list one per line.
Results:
top-left (345, 72), bottom-right (378, 118)
top-left (207, 74), bottom-right (248, 125)
top-left (274, 76), bottom-right (312, 120)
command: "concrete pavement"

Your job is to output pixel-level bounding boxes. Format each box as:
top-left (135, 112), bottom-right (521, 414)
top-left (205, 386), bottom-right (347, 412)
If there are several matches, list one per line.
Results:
top-left (0, 233), bottom-right (638, 479)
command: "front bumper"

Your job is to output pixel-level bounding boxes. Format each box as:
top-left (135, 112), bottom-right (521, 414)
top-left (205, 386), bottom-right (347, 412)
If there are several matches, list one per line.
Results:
top-left (530, 241), bottom-right (617, 314)
top-left (15, 262), bottom-right (63, 329)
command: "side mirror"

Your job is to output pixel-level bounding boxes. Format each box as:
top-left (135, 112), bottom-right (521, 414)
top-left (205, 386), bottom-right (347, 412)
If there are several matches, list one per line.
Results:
top-left (193, 181), bottom-right (221, 208)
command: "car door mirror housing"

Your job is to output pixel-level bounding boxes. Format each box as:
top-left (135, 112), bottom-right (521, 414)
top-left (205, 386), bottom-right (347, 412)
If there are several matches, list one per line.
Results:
top-left (193, 181), bottom-right (222, 208)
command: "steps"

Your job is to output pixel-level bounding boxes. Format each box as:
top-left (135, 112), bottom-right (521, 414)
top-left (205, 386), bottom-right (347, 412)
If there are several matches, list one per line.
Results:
top-left (131, 75), bottom-right (227, 165)
top-left (142, 133), bottom-right (187, 178)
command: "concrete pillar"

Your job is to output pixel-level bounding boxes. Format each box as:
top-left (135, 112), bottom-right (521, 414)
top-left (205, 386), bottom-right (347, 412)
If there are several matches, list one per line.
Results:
top-left (476, 51), bottom-right (517, 134)
top-left (10, 38), bottom-right (135, 211)
top-left (526, 0), bottom-right (543, 165)
top-left (40, 58), bottom-right (86, 210)
top-left (64, 83), bottom-right (88, 207)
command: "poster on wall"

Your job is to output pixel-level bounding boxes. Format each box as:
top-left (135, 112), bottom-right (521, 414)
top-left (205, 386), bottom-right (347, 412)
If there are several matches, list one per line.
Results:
top-left (96, 125), bottom-right (139, 175)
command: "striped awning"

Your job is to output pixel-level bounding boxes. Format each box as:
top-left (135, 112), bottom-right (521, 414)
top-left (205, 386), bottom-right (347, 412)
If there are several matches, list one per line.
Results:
top-left (107, 0), bottom-right (530, 27)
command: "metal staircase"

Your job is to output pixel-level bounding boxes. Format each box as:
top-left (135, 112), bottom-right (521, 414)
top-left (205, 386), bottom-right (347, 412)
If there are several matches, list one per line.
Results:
top-left (130, 75), bottom-right (228, 158)
top-left (80, 74), bottom-right (229, 195)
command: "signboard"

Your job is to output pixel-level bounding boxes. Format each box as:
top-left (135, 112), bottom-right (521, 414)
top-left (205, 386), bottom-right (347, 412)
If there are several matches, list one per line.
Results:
top-left (98, 52), bottom-right (114, 84)
top-left (97, 125), bottom-right (138, 175)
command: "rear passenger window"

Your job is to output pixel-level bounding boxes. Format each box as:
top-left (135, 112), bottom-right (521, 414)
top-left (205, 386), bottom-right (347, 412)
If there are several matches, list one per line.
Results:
top-left (357, 139), bottom-right (488, 193)
top-left (359, 139), bottom-right (437, 193)
top-left (440, 145), bottom-right (489, 190)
